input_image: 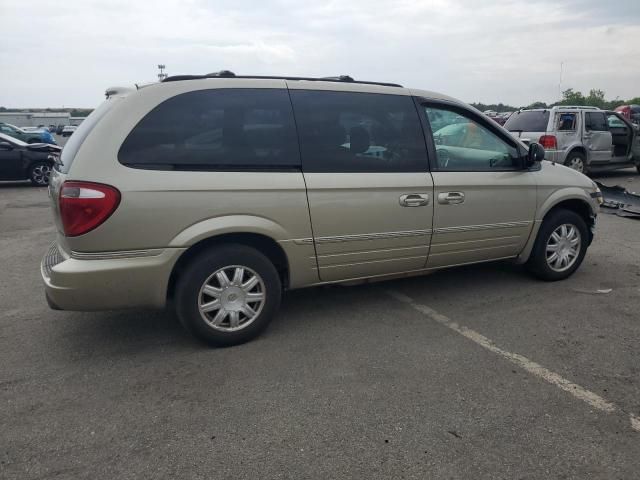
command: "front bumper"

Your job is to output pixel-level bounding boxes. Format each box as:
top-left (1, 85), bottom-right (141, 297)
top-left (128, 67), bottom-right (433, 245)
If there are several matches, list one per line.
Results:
top-left (41, 243), bottom-right (185, 311)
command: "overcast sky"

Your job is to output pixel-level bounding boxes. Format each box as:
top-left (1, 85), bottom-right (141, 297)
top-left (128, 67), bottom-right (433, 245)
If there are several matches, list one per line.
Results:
top-left (1, 0), bottom-right (639, 108)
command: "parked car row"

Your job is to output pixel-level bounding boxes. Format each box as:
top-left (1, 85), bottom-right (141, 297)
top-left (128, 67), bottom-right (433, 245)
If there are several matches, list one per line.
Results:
top-left (504, 106), bottom-right (640, 174)
top-left (61, 125), bottom-right (77, 137)
top-left (484, 110), bottom-right (513, 126)
top-left (0, 122), bottom-right (57, 145)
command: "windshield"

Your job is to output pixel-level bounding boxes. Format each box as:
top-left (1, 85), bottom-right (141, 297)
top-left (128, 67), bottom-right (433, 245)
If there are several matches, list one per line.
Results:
top-left (504, 110), bottom-right (550, 132)
top-left (0, 132), bottom-right (28, 147)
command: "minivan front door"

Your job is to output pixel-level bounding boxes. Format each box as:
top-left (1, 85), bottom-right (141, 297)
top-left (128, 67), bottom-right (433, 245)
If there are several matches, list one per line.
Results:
top-left (289, 88), bottom-right (433, 282)
top-left (420, 103), bottom-right (537, 268)
top-left (584, 111), bottom-right (613, 164)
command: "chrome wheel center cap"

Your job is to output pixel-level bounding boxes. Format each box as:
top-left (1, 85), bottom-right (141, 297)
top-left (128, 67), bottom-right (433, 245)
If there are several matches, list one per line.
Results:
top-left (221, 287), bottom-right (245, 311)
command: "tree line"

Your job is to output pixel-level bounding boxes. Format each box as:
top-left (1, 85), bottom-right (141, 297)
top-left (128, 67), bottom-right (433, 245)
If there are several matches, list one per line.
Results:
top-left (471, 88), bottom-right (640, 113)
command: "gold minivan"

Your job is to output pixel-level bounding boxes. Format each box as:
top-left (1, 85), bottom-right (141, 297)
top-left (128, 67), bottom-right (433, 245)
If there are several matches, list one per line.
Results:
top-left (42, 72), bottom-right (601, 345)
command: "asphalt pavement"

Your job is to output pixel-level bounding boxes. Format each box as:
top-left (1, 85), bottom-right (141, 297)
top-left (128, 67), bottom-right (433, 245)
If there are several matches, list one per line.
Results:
top-left (1, 169), bottom-right (640, 479)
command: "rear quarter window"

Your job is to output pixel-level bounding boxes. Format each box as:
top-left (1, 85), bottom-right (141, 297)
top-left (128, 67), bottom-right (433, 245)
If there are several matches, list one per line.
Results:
top-left (118, 88), bottom-right (300, 170)
top-left (504, 111), bottom-right (550, 132)
top-left (58, 99), bottom-right (114, 173)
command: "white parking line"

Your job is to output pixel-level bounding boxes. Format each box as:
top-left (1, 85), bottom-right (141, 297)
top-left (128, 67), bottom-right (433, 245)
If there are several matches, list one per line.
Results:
top-left (387, 289), bottom-right (640, 433)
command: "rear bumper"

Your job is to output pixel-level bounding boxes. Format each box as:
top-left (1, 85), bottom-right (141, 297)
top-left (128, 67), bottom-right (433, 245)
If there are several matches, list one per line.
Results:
top-left (543, 150), bottom-right (562, 163)
top-left (41, 243), bottom-right (185, 311)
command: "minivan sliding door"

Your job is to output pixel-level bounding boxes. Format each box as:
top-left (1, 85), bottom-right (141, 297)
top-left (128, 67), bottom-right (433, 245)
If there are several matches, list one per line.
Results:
top-left (289, 88), bottom-right (433, 282)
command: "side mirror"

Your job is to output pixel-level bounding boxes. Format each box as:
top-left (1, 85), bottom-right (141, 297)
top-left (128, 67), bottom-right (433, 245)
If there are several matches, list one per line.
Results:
top-left (0, 141), bottom-right (13, 150)
top-left (527, 142), bottom-right (545, 167)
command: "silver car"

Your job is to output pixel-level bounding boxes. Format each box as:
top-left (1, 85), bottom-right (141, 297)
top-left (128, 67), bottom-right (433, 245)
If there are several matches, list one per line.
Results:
top-left (505, 106), bottom-right (640, 174)
top-left (42, 72), bottom-right (602, 346)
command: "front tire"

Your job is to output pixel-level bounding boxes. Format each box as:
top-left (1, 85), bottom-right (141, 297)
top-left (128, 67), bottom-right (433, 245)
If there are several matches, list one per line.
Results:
top-left (175, 245), bottom-right (282, 346)
top-left (526, 209), bottom-right (589, 281)
top-left (29, 162), bottom-right (52, 186)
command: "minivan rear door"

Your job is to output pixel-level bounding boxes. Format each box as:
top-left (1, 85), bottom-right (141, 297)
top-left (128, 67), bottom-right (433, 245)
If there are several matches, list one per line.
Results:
top-left (289, 87), bottom-right (433, 282)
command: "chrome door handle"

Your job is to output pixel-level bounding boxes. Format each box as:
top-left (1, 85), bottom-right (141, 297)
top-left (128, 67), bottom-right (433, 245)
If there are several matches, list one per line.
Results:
top-left (399, 193), bottom-right (430, 207)
top-left (438, 192), bottom-right (465, 205)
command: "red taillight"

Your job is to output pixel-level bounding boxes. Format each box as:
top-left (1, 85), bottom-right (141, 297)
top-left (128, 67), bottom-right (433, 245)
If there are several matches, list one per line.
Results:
top-left (538, 135), bottom-right (557, 150)
top-left (59, 181), bottom-right (120, 237)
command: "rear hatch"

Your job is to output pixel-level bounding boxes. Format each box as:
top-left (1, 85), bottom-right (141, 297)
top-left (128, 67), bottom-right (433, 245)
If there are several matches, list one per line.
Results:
top-left (504, 110), bottom-right (550, 146)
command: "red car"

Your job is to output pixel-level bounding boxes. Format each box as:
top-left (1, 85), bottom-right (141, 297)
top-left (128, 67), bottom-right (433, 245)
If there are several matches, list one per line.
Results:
top-left (614, 105), bottom-right (640, 124)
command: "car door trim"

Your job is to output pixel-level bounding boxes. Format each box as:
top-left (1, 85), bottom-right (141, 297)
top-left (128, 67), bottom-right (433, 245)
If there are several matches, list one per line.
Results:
top-left (71, 249), bottom-right (165, 260)
top-left (433, 220), bottom-right (532, 234)
top-left (293, 228), bottom-right (433, 245)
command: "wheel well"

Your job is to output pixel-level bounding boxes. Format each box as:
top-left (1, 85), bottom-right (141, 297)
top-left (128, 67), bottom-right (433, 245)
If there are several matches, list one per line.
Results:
top-left (566, 146), bottom-right (586, 160)
top-left (545, 199), bottom-right (595, 239)
top-left (167, 233), bottom-right (289, 301)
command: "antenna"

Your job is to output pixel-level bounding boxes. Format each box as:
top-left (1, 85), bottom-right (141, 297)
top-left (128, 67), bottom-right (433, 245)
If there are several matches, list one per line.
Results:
top-left (558, 61), bottom-right (563, 101)
top-left (157, 64), bottom-right (168, 82)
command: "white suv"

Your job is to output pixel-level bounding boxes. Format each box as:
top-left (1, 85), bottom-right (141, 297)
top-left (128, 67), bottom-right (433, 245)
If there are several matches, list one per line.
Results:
top-left (504, 106), bottom-right (640, 174)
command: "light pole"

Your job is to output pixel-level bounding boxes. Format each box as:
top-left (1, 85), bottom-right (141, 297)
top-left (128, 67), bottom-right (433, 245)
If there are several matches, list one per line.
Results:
top-left (158, 64), bottom-right (168, 82)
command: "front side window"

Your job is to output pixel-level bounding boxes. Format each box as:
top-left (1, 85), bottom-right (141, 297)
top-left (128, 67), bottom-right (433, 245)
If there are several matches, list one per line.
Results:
top-left (585, 112), bottom-right (608, 132)
top-left (425, 106), bottom-right (520, 171)
top-left (119, 89), bottom-right (300, 170)
top-left (289, 90), bottom-right (427, 173)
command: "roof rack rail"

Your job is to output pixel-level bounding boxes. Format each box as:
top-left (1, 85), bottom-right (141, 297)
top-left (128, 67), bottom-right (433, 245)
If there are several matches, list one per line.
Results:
top-left (162, 71), bottom-right (402, 88)
top-left (552, 105), bottom-right (601, 110)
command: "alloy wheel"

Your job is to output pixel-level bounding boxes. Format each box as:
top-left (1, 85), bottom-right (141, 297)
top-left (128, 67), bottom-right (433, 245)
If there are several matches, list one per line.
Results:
top-left (197, 265), bottom-right (266, 332)
top-left (31, 164), bottom-right (51, 185)
top-left (567, 157), bottom-right (584, 173)
top-left (545, 224), bottom-right (581, 272)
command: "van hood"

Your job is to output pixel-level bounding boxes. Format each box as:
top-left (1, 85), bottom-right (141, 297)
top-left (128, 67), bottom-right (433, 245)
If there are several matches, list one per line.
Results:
top-left (538, 160), bottom-right (594, 189)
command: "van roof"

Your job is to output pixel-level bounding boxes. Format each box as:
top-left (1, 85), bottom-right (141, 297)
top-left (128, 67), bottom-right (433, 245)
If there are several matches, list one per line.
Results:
top-left (107, 73), bottom-right (459, 106)
top-left (162, 70), bottom-right (403, 88)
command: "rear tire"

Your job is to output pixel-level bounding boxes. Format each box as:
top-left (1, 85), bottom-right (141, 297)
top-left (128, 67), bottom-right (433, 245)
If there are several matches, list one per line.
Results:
top-left (526, 209), bottom-right (589, 281)
top-left (564, 152), bottom-right (587, 175)
top-left (175, 245), bottom-right (282, 347)
top-left (28, 162), bottom-right (52, 186)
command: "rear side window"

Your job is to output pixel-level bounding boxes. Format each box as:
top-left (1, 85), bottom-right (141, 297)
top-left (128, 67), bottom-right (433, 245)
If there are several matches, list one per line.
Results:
top-left (58, 99), bottom-right (114, 173)
top-left (504, 111), bottom-right (550, 132)
top-left (119, 89), bottom-right (300, 170)
top-left (289, 90), bottom-right (427, 173)
top-left (556, 113), bottom-right (576, 131)
top-left (585, 112), bottom-right (608, 132)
